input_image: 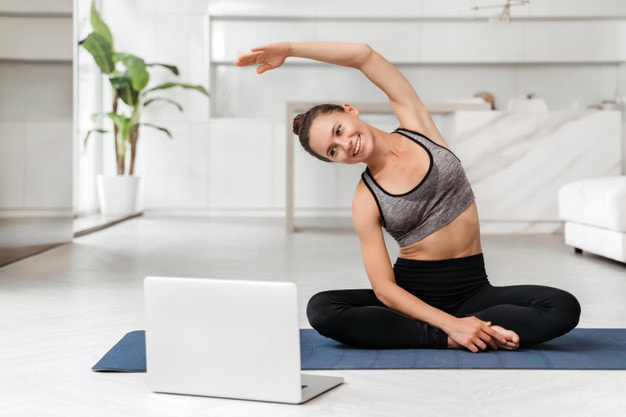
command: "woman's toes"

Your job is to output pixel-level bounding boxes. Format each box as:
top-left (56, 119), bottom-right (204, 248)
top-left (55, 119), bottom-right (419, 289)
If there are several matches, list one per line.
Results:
top-left (491, 325), bottom-right (520, 345)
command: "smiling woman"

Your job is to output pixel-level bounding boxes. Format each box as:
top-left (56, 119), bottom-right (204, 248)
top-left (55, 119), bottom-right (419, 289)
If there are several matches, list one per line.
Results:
top-left (292, 102), bottom-right (370, 163)
top-left (234, 41), bottom-right (581, 354)
top-left (291, 103), bottom-right (343, 162)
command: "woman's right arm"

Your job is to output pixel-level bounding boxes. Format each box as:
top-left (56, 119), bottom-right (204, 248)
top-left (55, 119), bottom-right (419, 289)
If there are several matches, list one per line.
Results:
top-left (287, 41), bottom-right (371, 68)
top-left (353, 182), bottom-right (502, 352)
top-left (352, 182), bottom-right (454, 329)
top-left (234, 41), bottom-right (370, 73)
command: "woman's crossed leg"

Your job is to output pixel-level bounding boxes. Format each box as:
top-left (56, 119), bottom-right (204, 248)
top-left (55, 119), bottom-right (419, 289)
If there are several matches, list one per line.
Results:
top-left (452, 284), bottom-right (581, 347)
top-left (306, 284), bottom-right (581, 350)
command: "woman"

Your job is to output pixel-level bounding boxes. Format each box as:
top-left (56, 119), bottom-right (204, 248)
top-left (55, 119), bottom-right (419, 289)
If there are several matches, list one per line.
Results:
top-left (235, 41), bottom-right (581, 353)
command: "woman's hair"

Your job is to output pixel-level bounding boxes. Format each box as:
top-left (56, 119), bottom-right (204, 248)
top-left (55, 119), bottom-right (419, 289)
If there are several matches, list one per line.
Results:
top-left (292, 103), bottom-right (345, 162)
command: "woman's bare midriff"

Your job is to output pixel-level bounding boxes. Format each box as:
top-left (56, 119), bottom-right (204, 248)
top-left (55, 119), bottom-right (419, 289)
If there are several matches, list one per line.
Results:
top-left (397, 201), bottom-right (482, 261)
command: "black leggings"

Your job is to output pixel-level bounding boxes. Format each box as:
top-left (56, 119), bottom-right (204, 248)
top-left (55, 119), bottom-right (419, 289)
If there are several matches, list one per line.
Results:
top-left (306, 253), bottom-right (581, 349)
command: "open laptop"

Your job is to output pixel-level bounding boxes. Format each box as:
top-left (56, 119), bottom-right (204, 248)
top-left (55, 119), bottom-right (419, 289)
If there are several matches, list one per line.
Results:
top-left (144, 276), bottom-right (344, 404)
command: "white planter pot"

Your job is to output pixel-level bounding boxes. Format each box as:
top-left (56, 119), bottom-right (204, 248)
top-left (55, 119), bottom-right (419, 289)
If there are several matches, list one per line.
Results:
top-left (96, 175), bottom-right (140, 215)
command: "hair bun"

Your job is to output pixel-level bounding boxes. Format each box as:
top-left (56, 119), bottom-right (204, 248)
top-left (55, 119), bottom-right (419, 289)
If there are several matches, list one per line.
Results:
top-left (292, 113), bottom-right (305, 135)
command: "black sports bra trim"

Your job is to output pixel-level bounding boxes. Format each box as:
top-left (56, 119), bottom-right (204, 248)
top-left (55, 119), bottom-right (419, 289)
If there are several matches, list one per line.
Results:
top-left (361, 172), bottom-right (387, 228)
top-left (394, 127), bottom-right (461, 162)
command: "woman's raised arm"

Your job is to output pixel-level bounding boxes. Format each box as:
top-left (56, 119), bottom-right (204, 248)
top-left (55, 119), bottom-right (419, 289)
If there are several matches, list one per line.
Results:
top-left (235, 41), bottom-right (447, 145)
top-left (234, 41), bottom-right (371, 73)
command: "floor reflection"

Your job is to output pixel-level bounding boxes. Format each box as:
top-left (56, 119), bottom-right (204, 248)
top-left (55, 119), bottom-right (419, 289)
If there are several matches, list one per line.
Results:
top-left (0, 217), bottom-right (73, 266)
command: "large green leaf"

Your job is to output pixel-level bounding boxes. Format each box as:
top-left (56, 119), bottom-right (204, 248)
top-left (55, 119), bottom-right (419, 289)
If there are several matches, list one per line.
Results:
top-left (145, 63), bottom-right (179, 76)
top-left (109, 75), bottom-right (130, 91)
top-left (143, 97), bottom-right (183, 112)
top-left (109, 76), bottom-right (139, 106)
top-left (90, 0), bottom-right (113, 46)
top-left (140, 123), bottom-right (173, 139)
top-left (114, 53), bottom-right (149, 91)
top-left (79, 32), bottom-right (115, 74)
top-left (143, 82), bottom-right (209, 96)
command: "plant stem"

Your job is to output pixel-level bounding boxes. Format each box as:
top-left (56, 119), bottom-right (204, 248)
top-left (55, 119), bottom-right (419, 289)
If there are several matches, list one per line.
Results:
top-left (112, 89), bottom-right (124, 175)
top-left (128, 103), bottom-right (140, 176)
top-left (129, 127), bottom-right (138, 175)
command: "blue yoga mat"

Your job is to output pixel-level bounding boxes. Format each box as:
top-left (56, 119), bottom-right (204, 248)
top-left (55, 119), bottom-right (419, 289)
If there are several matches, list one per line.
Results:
top-left (92, 328), bottom-right (626, 371)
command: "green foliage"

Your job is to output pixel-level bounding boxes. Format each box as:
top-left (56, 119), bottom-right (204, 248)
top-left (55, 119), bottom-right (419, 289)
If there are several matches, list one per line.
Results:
top-left (79, 32), bottom-right (114, 74)
top-left (144, 82), bottom-right (209, 97)
top-left (146, 63), bottom-right (179, 76)
top-left (79, 0), bottom-right (210, 174)
top-left (141, 123), bottom-right (173, 139)
top-left (83, 128), bottom-right (109, 149)
top-left (109, 75), bottom-right (138, 106)
top-left (90, 0), bottom-right (113, 45)
top-left (143, 97), bottom-right (184, 112)
top-left (113, 53), bottom-right (149, 91)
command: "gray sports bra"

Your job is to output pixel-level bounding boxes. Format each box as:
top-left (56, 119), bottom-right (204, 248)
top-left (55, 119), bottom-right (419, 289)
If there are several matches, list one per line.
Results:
top-left (361, 127), bottom-right (475, 247)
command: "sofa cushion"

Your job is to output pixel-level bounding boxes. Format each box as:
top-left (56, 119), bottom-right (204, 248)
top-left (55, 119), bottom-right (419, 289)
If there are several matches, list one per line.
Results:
top-left (558, 176), bottom-right (626, 233)
top-left (564, 222), bottom-right (626, 263)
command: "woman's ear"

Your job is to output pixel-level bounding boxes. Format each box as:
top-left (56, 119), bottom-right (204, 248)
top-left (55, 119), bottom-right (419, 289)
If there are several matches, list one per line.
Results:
top-left (343, 103), bottom-right (359, 116)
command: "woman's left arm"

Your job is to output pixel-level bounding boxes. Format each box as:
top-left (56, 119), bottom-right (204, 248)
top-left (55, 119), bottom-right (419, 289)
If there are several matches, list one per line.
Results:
top-left (356, 46), bottom-right (448, 147)
top-left (235, 41), bottom-right (446, 145)
top-left (288, 42), bottom-right (447, 147)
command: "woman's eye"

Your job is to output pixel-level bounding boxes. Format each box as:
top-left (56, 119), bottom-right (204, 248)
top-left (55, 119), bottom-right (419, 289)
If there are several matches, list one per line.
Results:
top-left (330, 148), bottom-right (336, 157)
top-left (336, 126), bottom-right (341, 135)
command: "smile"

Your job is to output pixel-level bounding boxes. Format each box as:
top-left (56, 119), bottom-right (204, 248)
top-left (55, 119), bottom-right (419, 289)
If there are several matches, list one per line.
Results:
top-left (353, 135), bottom-right (361, 157)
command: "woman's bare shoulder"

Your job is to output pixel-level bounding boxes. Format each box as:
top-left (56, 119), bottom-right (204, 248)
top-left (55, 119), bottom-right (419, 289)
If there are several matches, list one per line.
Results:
top-left (352, 179), bottom-right (382, 229)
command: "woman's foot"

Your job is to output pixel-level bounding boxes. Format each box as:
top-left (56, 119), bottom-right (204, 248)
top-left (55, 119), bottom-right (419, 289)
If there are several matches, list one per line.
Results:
top-left (447, 325), bottom-right (520, 350)
top-left (490, 325), bottom-right (520, 350)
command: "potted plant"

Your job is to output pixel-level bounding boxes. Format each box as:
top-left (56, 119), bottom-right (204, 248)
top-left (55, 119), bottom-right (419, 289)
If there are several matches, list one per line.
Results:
top-left (79, 1), bottom-right (209, 215)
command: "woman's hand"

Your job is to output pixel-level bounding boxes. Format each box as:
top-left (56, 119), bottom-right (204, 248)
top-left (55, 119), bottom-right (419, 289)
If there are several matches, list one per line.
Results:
top-left (234, 42), bottom-right (291, 74)
top-left (445, 316), bottom-right (508, 353)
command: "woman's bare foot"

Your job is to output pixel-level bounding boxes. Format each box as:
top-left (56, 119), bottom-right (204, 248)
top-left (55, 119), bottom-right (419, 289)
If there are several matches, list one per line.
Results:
top-left (447, 325), bottom-right (520, 350)
top-left (490, 325), bottom-right (520, 350)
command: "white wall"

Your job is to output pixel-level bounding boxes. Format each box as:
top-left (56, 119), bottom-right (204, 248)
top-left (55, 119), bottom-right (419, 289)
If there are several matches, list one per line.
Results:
top-left (0, 1), bottom-right (74, 265)
top-left (90, 0), bottom-right (626, 219)
top-left (0, 120), bottom-right (73, 210)
top-left (0, 2), bottom-right (73, 215)
top-left (75, 0), bottom-right (104, 214)
top-left (0, 16), bottom-right (72, 61)
top-left (0, 62), bottom-right (72, 119)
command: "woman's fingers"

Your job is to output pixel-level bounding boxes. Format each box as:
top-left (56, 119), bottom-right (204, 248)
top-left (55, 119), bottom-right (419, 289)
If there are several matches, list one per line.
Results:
top-left (235, 51), bottom-right (262, 66)
top-left (477, 341), bottom-right (487, 351)
top-left (473, 338), bottom-right (487, 352)
top-left (482, 323), bottom-right (507, 344)
top-left (256, 63), bottom-right (274, 74)
top-left (479, 331), bottom-right (498, 350)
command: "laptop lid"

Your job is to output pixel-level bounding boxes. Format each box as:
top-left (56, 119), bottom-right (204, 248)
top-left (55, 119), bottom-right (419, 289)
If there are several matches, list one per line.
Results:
top-left (144, 277), bottom-right (303, 403)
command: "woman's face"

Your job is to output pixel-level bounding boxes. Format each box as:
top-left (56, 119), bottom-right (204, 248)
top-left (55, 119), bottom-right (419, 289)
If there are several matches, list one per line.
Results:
top-left (308, 105), bottom-right (370, 164)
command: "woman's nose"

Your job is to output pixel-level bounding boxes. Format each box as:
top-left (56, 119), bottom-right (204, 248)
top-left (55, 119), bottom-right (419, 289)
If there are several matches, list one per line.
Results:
top-left (339, 136), bottom-right (353, 151)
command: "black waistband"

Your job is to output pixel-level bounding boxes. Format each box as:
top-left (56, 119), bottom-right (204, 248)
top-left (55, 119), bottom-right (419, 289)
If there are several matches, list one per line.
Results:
top-left (394, 253), bottom-right (484, 270)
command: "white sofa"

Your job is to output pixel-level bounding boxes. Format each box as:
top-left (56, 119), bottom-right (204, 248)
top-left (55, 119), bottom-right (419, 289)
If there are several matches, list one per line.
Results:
top-left (558, 176), bottom-right (626, 263)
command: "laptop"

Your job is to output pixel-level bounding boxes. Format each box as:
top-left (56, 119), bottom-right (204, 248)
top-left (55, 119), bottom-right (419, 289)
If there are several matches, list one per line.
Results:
top-left (144, 276), bottom-right (344, 404)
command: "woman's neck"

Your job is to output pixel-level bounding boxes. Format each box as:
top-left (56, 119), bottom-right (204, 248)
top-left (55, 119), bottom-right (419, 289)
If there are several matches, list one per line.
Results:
top-left (365, 127), bottom-right (403, 174)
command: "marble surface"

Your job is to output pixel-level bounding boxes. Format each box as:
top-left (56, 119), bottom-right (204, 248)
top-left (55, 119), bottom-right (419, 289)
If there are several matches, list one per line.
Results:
top-left (449, 110), bottom-right (622, 234)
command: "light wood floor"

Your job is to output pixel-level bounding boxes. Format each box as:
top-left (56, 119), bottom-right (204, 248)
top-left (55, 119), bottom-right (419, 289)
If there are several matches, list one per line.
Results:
top-left (1, 214), bottom-right (625, 417)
